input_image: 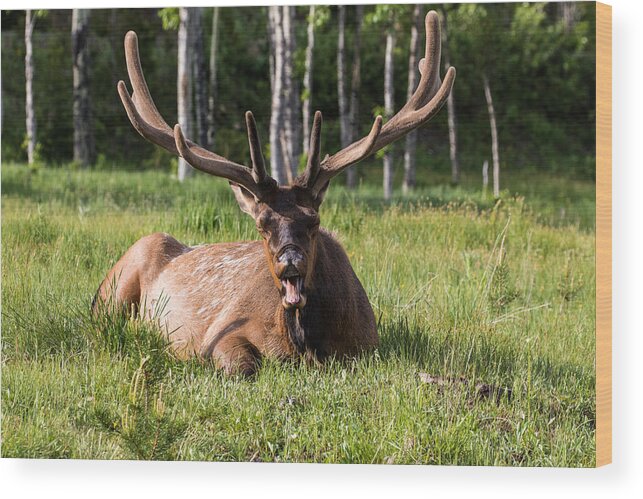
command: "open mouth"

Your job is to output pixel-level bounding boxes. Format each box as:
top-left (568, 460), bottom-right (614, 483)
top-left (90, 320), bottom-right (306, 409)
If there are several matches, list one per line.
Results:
top-left (280, 268), bottom-right (304, 307)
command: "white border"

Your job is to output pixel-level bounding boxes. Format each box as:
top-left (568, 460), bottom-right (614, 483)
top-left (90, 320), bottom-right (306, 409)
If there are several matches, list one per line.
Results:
top-left (2, 1), bottom-right (642, 497)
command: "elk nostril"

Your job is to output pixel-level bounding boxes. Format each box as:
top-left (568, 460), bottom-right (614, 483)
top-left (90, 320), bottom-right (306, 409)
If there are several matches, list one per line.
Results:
top-left (278, 246), bottom-right (301, 265)
top-left (278, 253), bottom-right (290, 264)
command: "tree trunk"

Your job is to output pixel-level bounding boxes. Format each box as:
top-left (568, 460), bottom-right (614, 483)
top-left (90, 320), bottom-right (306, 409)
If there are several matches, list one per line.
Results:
top-left (281, 6), bottom-right (294, 179)
top-left (177, 7), bottom-right (194, 181)
top-left (302, 5), bottom-right (315, 156)
top-left (25, 10), bottom-right (36, 165)
top-left (383, 28), bottom-right (396, 201)
top-left (346, 5), bottom-right (363, 189)
top-left (284, 6), bottom-right (301, 178)
top-left (441, 9), bottom-right (460, 185)
top-left (72, 9), bottom-right (95, 167)
top-left (558, 2), bottom-right (579, 32)
top-left (337, 6), bottom-right (350, 151)
top-left (207, 7), bottom-right (220, 150)
top-left (446, 81), bottom-right (460, 185)
top-left (268, 8), bottom-right (275, 94)
top-left (193, 8), bottom-right (208, 147)
top-left (403, 5), bottom-right (422, 194)
top-left (483, 74), bottom-right (500, 198)
top-left (268, 6), bottom-right (286, 184)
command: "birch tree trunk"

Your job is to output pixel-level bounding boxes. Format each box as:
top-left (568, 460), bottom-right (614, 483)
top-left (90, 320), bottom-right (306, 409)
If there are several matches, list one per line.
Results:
top-left (193, 8), bottom-right (208, 147)
top-left (268, 6), bottom-right (286, 184)
top-left (558, 2), bottom-right (579, 32)
top-left (483, 74), bottom-right (500, 198)
top-left (441, 9), bottom-right (460, 185)
top-left (177, 7), bottom-right (194, 181)
top-left (285, 6), bottom-right (301, 177)
top-left (72, 9), bottom-right (95, 167)
top-left (337, 6), bottom-right (350, 150)
top-left (383, 28), bottom-right (396, 201)
top-left (346, 5), bottom-right (363, 189)
top-left (25, 10), bottom-right (36, 165)
top-left (281, 6), bottom-right (295, 179)
top-left (302, 5), bottom-right (315, 156)
top-left (207, 7), bottom-right (220, 150)
top-left (446, 88), bottom-right (460, 185)
top-left (403, 4), bottom-right (422, 194)
top-left (268, 8), bottom-right (275, 94)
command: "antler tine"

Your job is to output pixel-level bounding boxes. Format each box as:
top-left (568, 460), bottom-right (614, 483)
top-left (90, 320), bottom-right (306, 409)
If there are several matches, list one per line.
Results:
top-left (375, 10), bottom-right (455, 145)
top-left (414, 10), bottom-right (444, 106)
top-left (118, 30), bottom-right (275, 199)
top-left (173, 124), bottom-right (268, 200)
top-left (245, 111), bottom-right (268, 184)
top-left (310, 10), bottom-right (455, 195)
top-left (300, 111), bottom-right (323, 188)
top-left (124, 31), bottom-right (173, 134)
top-left (375, 66), bottom-right (455, 148)
top-left (310, 116), bottom-right (382, 196)
top-left (118, 80), bottom-right (178, 153)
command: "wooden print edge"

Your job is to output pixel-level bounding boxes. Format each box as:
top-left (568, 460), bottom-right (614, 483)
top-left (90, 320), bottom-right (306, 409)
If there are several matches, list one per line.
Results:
top-left (595, 1), bottom-right (612, 468)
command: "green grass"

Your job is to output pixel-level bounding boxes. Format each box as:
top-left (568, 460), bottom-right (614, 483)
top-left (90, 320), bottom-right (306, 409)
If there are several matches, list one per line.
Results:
top-left (1, 163), bottom-right (595, 465)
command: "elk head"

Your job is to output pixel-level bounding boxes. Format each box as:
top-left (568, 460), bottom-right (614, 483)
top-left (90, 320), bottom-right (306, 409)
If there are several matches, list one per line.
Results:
top-left (117, 11), bottom-right (455, 311)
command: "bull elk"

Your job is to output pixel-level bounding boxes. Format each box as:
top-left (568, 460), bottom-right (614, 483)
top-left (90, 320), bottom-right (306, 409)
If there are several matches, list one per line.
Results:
top-left (93, 11), bottom-right (455, 375)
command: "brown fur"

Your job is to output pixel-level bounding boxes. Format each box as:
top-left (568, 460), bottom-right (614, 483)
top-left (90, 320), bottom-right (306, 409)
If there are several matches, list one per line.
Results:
top-left (104, 12), bottom-right (455, 375)
top-left (94, 224), bottom-right (377, 375)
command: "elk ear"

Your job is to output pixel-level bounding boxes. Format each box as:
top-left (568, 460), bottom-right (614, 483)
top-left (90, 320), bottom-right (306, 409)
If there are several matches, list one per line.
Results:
top-left (229, 182), bottom-right (260, 218)
top-left (312, 181), bottom-right (330, 211)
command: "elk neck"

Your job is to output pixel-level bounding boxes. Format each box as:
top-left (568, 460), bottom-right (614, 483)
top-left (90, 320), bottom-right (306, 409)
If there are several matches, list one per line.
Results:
top-left (279, 231), bottom-right (331, 359)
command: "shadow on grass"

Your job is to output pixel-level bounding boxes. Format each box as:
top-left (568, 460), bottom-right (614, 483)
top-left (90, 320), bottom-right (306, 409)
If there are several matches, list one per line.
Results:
top-left (377, 315), bottom-right (594, 400)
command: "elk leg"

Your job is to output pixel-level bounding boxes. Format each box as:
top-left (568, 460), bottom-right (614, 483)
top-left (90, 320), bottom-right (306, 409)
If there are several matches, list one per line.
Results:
top-left (210, 335), bottom-right (261, 377)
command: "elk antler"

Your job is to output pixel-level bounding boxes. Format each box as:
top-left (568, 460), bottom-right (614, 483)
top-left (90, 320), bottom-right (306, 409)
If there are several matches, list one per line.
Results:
top-left (298, 111), bottom-right (323, 189)
top-left (117, 31), bottom-right (276, 199)
top-left (304, 10), bottom-right (456, 197)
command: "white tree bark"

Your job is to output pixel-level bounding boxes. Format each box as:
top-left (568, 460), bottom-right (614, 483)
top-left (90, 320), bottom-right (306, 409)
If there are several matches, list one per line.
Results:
top-left (207, 7), bottom-right (220, 150)
top-left (403, 5), bottom-right (422, 194)
top-left (302, 5), bottom-right (315, 156)
top-left (193, 8), bottom-right (208, 147)
top-left (383, 28), bottom-right (396, 201)
top-left (72, 9), bottom-right (95, 167)
top-left (25, 10), bottom-right (36, 165)
top-left (447, 89), bottom-right (460, 185)
top-left (346, 5), bottom-right (363, 189)
top-left (483, 74), bottom-right (500, 198)
top-left (268, 6), bottom-right (286, 184)
top-left (268, 8), bottom-right (275, 94)
top-left (281, 6), bottom-right (300, 180)
top-left (558, 2), bottom-right (579, 32)
top-left (177, 7), bottom-right (194, 181)
top-left (441, 9), bottom-right (460, 185)
top-left (337, 6), bottom-right (350, 150)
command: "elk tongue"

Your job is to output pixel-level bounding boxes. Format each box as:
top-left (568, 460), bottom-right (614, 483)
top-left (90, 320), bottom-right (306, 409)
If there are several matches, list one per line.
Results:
top-left (282, 278), bottom-right (301, 305)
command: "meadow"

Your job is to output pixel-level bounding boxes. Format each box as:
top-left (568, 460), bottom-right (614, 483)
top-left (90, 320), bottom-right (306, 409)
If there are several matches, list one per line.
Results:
top-left (1, 163), bottom-right (596, 466)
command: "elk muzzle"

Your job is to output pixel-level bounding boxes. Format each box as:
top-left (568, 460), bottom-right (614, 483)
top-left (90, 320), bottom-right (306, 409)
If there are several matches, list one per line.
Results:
top-left (275, 245), bottom-right (307, 309)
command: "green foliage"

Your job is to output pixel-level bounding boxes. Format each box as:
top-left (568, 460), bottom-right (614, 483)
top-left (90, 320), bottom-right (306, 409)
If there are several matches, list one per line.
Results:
top-left (364, 4), bottom-right (408, 27)
top-left (2, 165), bottom-right (595, 465)
top-left (91, 362), bottom-right (187, 461)
top-left (158, 8), bottom-right (179, 31)
top-left (310, 5), bottom-right (330, 29)
top-left (487, 226), bottom-right (519, 311)
top-left (1, 4), bottom-right (596, 177)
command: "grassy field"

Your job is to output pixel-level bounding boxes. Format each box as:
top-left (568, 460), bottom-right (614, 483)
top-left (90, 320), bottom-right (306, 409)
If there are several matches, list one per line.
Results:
top-left (1, 163), bottom-right (595, 466)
